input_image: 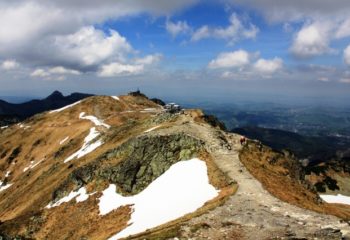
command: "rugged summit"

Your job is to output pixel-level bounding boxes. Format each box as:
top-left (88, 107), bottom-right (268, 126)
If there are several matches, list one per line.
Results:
top-left (0, 93), bottom-right (350, 239)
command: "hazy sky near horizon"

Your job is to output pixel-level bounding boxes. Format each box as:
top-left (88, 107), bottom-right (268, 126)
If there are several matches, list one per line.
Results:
top-left (1, 0), bottom-right (350, 103)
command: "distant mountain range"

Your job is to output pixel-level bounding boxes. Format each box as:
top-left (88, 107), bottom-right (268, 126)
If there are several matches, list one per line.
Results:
top-left (0, 91), bottom-right (93, 126)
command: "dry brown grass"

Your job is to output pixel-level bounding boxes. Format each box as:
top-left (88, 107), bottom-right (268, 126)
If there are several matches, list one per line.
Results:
top-left (0, 95), bottom-right (237, 239)
top-left (0, 95), bottom-right (161, 229)
top-left (239, 141), bottom-right (350, 220)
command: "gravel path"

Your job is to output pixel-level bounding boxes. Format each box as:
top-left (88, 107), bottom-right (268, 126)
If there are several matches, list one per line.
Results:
top-left (156, 113), bottom-right (350, 239)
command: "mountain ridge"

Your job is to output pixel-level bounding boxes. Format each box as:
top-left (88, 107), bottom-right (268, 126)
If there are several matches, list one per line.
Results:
top-left (0, 91), bottom-right (93, 126)
top-left (0, 93), bottom-right (349, 239)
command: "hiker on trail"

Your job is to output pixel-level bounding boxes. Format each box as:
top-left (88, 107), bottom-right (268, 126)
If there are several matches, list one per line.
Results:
top-left (240, 136), bottom-right (246, 145)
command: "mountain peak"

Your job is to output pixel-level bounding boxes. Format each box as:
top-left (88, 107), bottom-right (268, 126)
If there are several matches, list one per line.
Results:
top-left (47, 90), bottom-right (64, 100)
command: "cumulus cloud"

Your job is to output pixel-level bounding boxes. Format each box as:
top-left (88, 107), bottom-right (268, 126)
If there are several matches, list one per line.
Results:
top-left (335, 18), bottom-right (350, 39)
top-left (166, 20), bottom-right (191, 37)
top-left (31, 69), bottom-right (50, 78)
top-left (209, 50), bottom-right (283, 78)
top-left (227, 0), bottom-right (350, 59)
top-left (53, 26), bottom-right (132, 69)
top-left (48, 67), bottom-right (81, 75)
top-left (0, 0), bottom-right (195, 75)
top-left (98, 54), bottom-right (162, 77)
top-left (134, 54), bottom-right (162, 65)
top-left (0, 0), bottom-right (198, 47)
top-left (1, 60), bottom-right (19, 70)
top-left (254, 58), bottom-right (283, 74)
top-left (191, 26), bottom-right (210, 42)
top-left (290, 22), bottom-right (332, 58)
top-left (31, 66), bottom-right (81, 80)
top-left (191, 13), bottom-right (258, 43)
top-left (344, 45), bottom-right (350, 66)
top-left (208, 50), bottom-right (251, 69)
top-left (98, 63), bottom-right (144, 77)
top-left (339, 78), bottom-right (350, 83)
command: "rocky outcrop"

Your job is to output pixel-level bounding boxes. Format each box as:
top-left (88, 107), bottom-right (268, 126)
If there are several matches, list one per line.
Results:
top-left (52, 133), bottom-right (204, 201)
top-left (101, 134), bottom-right (204, 194)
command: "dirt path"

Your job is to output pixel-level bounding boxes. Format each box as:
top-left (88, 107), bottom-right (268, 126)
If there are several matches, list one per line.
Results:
top-left (156, 114), bottom-right (350, 239)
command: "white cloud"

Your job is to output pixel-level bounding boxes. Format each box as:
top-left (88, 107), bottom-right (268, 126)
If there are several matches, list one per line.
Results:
top-left (31, 68), bottom-right (50, 78)
top-left (1, 60), bottom-right (19, 70)
top-left (213, 14), bottom-right (258, 41)
top-left (0, 1), bottom-right (196, 74)
top-left (49, 66), bottom-right (81, 75)
top-left (166, 20), bottom-right (191, 37)
top-left (0, 2), bottom-right (69, 46)
top-left (344, 45), bottom-right (350, 66)
top-left (0, 0), bottom-right (197, 47)
top-left (191, 13), bottom-right (258, 43)
top-left (335, 18), bottom-right (350, 39)
top-left (227, 1), bottom-right (350, 60)
top-left (54, 26), bottom-right (132, 68)
top-left (134, 54), bottom-right (162, 65)
top-left (290, 22), bottom-right (332, 58)
top-left (191, 26), bottom-right (210, 42)
top-left (99, 53), bottom-right (162, 77)
top-left (339, 78), bottom-right (350, 83)
top-left (317, 77), bottom-right (329, 82)
top-left (31, 66), bottom-right (81, 79)
top-left (208, 50), bottom-right (250, 69)
top-left (254, 58), bottom-right (283, 74)
top-left (98, 63), bottom-right (144, 77)
top-left (208, 50), bottom-right (284, 78)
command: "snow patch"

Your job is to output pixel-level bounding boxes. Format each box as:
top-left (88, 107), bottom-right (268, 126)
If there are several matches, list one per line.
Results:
top-left (50, 101), bottom-right (82, 113)
top-left (79, 112), bottom-right (110, 128)
top-left (100, 159), bottom-right (219, 239)
top-left (59, 136), bottom-right (69, 145)
top-left (64, 127), bottom-right (102, 163)
top-left (0, 126), bottom-right (8, 129)
top-left (63, 112), bottom-right (108, 163)
top-left (141, 108), bottom-right (159, 113)
top-left (0, 182), bottom-right (12, 192)
top-left (144, 126), bottom-right (160, 133)
top-left (320, 194), bottom-right (350, 205)
top-left (111, 96), bottom-right (120, 101)
top-left (18, 124), bottom-right (30, 129)
top-left (46, 187), bottom-right (93, 208)
top-left (23, 159), bottom-right (44, 172)
top-left (5, 171), bottom-right (11, 178)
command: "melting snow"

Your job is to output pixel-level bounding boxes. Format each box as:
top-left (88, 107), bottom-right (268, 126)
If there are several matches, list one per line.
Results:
top-left (0, 126), bottom-right (8, 129)
top-left (64, 127), bottom-right (102, 163)
top-left (63, 112), bottom-right (109, 163)
top-left (144, 126), bottom-right (160, 133)
top-left (79, 112), bottom-right (110, 128)
top-left (100, 159), bottom-right (219, 240)
top-left (59, 136), bottom-right (69, 145)
top-left (141, 108), bottom-right (159, 113)
top-left (23, 159), bottom-right (44, 172)
top-left (320, 194), bottom-right (350, 205)
top-left (46, 187), bottom-right (93, 208)
top-left (5, 171), bottom-right (11, 178)
top-left (17, 124), bottom-right (30, 129)
top-left (0, 181), bottom-right (12, 192)
top-left (50, 101), bottom-right (82, 113)
top-left (111, 96), bottom-right (120, 101)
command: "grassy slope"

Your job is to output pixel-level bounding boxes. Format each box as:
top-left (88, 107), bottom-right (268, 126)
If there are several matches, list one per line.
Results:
top-left (239, 140), bottom-right (350, 220)
top-left (0, 95), bottom-right (236, 239)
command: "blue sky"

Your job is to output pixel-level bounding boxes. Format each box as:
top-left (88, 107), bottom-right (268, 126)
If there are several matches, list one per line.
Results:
top-left (0, 0), bottom-right (350, 103)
